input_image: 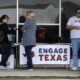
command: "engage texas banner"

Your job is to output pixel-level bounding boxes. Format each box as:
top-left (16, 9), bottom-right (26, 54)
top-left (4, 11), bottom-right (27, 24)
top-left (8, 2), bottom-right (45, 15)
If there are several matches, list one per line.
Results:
top-left (20, 44), bottom-right (70, 65)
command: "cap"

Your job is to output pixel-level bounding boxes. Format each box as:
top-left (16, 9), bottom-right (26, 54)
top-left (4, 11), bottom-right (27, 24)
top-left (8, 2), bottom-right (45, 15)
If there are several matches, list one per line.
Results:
top-left (75, 8), bottom-right (80, 13)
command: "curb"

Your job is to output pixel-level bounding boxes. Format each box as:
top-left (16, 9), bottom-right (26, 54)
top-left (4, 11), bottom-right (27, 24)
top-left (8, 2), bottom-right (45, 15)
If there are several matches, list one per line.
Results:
top-left (0, 75), bottom-right (80, 79)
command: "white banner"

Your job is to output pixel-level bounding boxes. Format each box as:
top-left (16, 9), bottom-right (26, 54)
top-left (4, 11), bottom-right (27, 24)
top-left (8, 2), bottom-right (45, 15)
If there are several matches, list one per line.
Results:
top-left (20, 44), bottom-right (70, 65)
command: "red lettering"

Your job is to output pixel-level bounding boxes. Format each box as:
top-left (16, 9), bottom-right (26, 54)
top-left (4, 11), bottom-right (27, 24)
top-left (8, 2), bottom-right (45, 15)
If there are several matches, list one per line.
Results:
top-left (39, 55), bottom-right (44, 61)
top-left (50, 55), bottom-right (55, 61)
top-left (63, 55), bottom-right (67, 61)
top-left (45, 55), bottom-right (49, 61)
top-left (57, 55), bottom-right (62, 61)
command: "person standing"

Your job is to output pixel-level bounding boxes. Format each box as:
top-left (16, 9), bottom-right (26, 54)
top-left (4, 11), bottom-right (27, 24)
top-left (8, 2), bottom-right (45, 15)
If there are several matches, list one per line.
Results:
top-left (22, 10), bottom-right (36, 70)
top-left (66, 8), bottom-right (80, 71)
top-left (0, 15), bottom-right (12, 69)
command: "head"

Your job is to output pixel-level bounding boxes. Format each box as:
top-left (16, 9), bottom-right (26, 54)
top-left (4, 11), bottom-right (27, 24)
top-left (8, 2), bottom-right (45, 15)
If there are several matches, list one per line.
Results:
top-left (0, 15), bottom-right (9, 24)
top-left (26, 10), bottom-right (35, 20)
top-left (75, 8), bottom-right (80, 18)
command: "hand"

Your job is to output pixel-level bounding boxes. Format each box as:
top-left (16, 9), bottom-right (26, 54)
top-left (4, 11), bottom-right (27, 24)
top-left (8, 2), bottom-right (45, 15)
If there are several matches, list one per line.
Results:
top-left (13, 27), bottom-right (17, 31)
top-left (23, 30), bottom-right (26, 32)
top-left (76, 26), bottom-right (80, 30)
top-left (21, 27), bottom-right (27, 32)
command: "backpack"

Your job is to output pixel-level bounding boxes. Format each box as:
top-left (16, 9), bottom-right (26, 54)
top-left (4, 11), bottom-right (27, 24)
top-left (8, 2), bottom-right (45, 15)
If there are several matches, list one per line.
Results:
top-left (0, 30), bottom-right (4, 42)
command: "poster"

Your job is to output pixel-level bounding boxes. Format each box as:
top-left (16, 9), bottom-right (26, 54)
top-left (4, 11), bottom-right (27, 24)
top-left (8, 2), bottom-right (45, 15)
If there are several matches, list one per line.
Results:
top-left (20, 44), bottom-right (70, 65)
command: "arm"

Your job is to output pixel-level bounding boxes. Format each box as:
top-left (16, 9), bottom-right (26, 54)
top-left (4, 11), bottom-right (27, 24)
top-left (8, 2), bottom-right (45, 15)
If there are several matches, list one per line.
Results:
top-left (66, 17), bottom-right (80, 30)
top-left (1, 24), bottom-right (15, 34)
top-left (66, 25), bottom-right (80, 30)
top-left (21, 21), bottom-right (30, 32)
top-left (21, 26), bottom-right (26, 32)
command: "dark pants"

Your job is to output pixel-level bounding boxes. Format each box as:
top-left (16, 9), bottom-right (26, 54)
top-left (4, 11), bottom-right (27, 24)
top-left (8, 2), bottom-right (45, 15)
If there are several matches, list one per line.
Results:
top-left (24, 45), bottom-right (34, 69)
top-left (0, 43), bottom-right (11, 67)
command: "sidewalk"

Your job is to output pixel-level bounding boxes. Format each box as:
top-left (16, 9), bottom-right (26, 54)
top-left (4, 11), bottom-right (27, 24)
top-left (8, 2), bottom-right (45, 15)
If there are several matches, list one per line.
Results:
top-left (0, 69), bottom-right (80, 79)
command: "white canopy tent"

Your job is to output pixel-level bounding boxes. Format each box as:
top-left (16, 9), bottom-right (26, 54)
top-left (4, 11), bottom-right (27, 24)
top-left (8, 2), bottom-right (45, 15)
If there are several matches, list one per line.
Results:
top-left (0, 0), bottom-right (80, 8)
top-left (0, 0), bottom-right (59, 8)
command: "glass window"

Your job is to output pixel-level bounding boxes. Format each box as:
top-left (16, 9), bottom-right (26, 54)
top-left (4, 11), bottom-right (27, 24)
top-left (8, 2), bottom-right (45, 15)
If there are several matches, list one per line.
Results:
top-left (18, 0), bottom-right (60, 43)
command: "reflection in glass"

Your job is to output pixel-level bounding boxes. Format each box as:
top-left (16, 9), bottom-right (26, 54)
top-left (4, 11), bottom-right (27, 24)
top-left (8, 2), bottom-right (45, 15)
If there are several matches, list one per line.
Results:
top-left (19, 0), bottom-right (59, 23)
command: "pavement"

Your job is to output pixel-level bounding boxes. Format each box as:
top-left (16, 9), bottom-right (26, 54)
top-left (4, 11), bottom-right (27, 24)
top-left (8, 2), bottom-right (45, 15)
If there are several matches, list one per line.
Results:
top-left (0, 69), bottom-right (80, 79)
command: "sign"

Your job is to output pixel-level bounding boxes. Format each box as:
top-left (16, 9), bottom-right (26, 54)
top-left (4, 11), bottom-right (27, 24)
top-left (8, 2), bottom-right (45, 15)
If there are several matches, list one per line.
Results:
top-left (20, 44), bottom-right (70, 65)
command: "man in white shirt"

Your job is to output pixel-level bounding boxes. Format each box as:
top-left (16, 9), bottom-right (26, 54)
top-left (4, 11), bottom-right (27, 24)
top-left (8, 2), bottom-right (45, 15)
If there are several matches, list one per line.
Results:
top-left (66, 8), bottom-right (80, 71)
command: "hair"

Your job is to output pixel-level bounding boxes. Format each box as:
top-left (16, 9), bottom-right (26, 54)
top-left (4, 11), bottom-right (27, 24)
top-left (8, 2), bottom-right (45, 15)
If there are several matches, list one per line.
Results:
top-left (27, 10), bottom-right (35, 17)
top-left (27, 10), bottom-right (34, 14)
top-left (75, 8), bottom-right (80, 13)
top-left (0, 15), bottom-right (9, 23)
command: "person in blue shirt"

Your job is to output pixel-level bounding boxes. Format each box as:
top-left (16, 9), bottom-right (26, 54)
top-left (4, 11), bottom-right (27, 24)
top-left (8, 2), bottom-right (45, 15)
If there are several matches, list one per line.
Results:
top-left (22, 10), bottom-right (36, 70)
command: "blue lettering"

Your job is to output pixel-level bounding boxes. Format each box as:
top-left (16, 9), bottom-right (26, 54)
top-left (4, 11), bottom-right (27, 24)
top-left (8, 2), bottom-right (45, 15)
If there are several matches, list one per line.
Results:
top-left (49, 48), bottom-right (53, 53)
top-left (59, 48), bottom-right (63, 53)
top-left (54, 48), bottom-right (58, 53)
top-left (43, 48), bottom-right (48, 53)
top-left (39, 48), bottom-right (42, 53)
top-left (64, 48), bottom-right (67, 53)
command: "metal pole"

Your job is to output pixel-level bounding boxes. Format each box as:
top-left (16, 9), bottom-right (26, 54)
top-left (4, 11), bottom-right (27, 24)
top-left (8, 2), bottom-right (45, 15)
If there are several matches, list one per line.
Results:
top-left (59, 0), bottom-right (62, 42)
top-left (59, 0), bottom-right (61, 38)
top-left (16, 0), bottom-right (19, 43)
top-left (16, 0), bottom-right (19, 67)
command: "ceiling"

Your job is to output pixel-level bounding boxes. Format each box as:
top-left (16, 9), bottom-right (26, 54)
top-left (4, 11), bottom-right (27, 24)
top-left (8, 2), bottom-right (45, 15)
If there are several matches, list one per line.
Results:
top-left (0, 0), bottom-right (16, 8)
top-left (0, 0), bottom-right (79, 8)
top-left (62, 0), bottom-right (80, 6)
top-left (0, 0), bottom-right (59, 8)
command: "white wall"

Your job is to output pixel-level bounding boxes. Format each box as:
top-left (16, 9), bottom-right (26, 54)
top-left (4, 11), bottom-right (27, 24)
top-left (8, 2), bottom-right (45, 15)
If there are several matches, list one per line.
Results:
top-left (19, 5), bottom-right (59, 23)
top-left (0, 9), bottom-right (16, 24)
top-left (0, 5), bottom-right (59, 24)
